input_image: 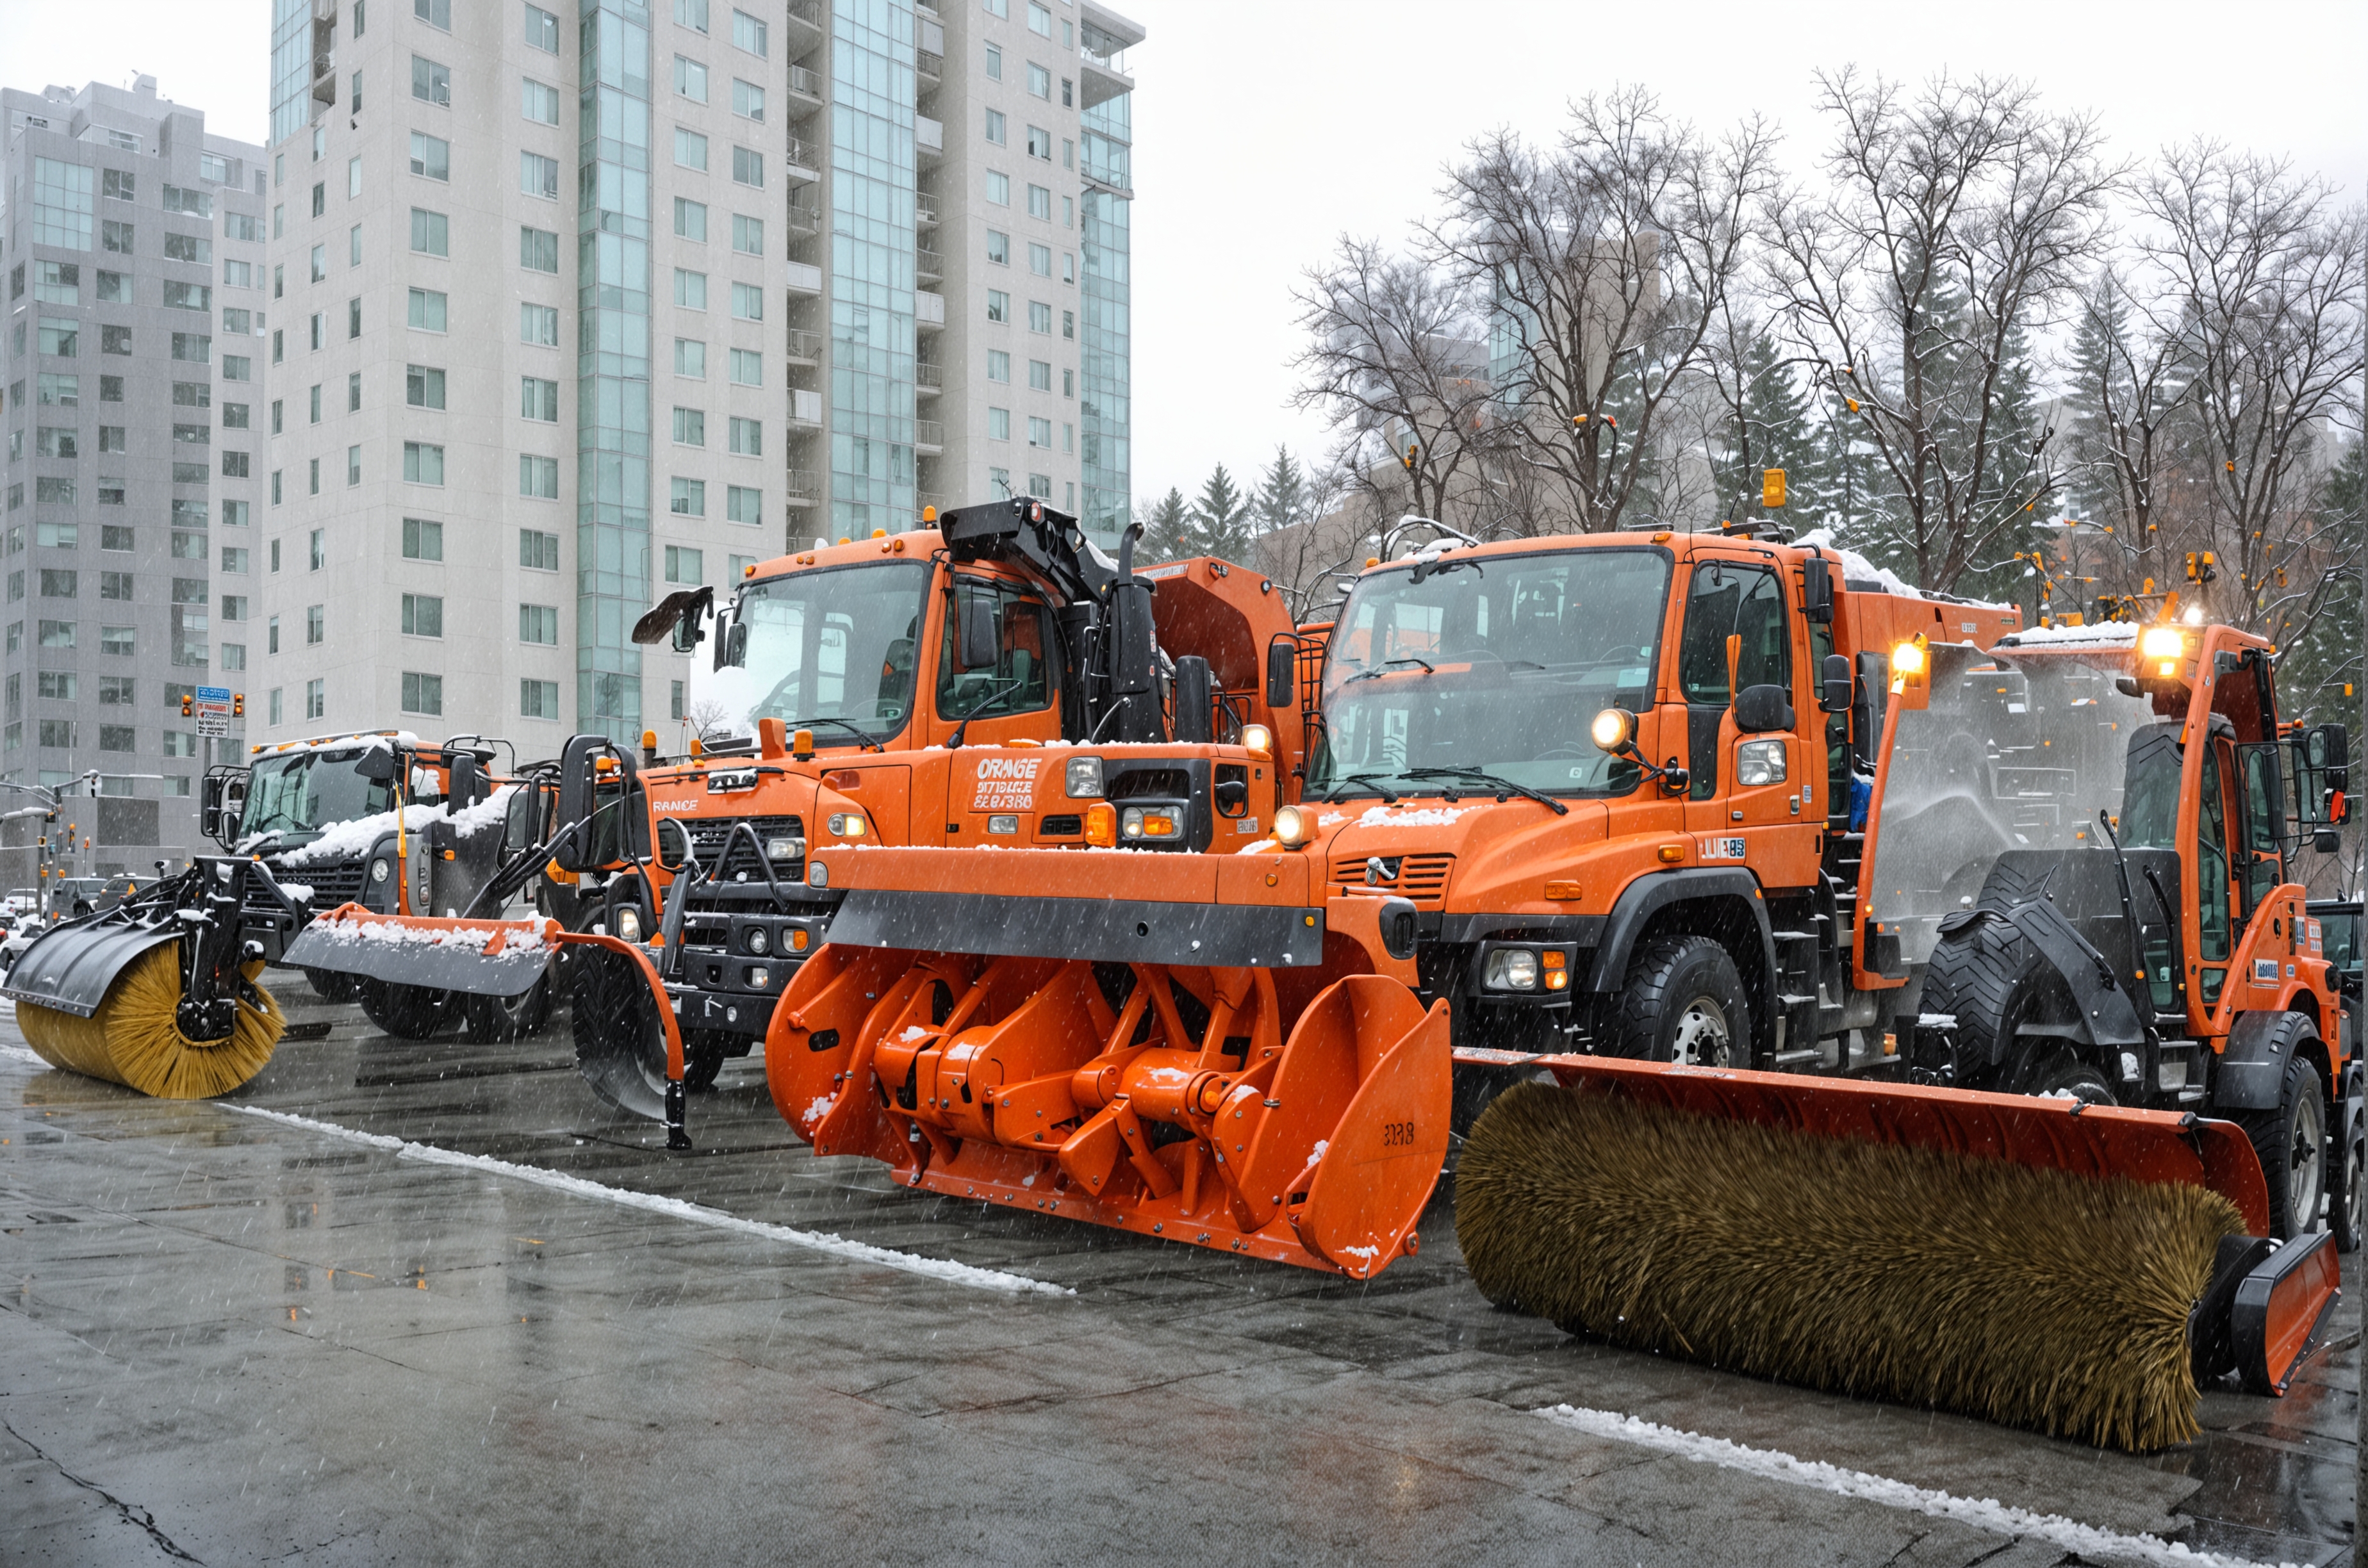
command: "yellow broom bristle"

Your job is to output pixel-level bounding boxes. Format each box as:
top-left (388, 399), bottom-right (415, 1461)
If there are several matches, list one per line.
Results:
top-left (1456, 1081), bottom-right (2244, 1453)
top-left (19, 949), bottom-right (284, 1100)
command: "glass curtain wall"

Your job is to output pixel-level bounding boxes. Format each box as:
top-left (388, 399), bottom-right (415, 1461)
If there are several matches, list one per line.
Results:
top-left (268, 0), bottom-right (315, 147)
top-left (1079, 91), bottom-right (1131, 550)
top-left (828, 0), bottom-right (917, 539)
top-left (577, 1), bottom-right (655, 739)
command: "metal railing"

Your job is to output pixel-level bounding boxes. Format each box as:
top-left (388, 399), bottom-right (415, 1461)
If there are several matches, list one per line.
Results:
top-left (784, 0), bottom-right (823, 28)
top-left (784, 201), bottom-right (822, 236)
top-left (914, 418), bottom-right (944, 448)
top-left (784, 135), bottom-right (818, 172)
top-left (914, 361), bottom-right (943, 389)
top-left (914, 244), bottom-right (942, 277)
top-left (916, 49), bottom-right (942, 79)
top-left (914, 196), bottom-right (939, 225)
top-left (785, 327), bottom-right (823, 362)
top-left (787, 64), bottom-right (825, 101)
top-left (784, 468), bottom-right (820, 500)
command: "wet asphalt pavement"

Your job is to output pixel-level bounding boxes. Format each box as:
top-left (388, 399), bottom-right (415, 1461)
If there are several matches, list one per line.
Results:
top-left (0, 982), bottom-right (2357, 1567)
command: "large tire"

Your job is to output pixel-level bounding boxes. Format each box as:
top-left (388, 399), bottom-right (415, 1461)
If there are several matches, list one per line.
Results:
top-left (304, 967), bottom-right (363, 1003)
top-left (2241, 1049), bottom-right (2327, 1243)
top-left (680, 1029), bottom-right (732, 1092)
top-left (358, 978), bottom-right (457, 1040)
top-left (1602, 935), bottom-right (1748, 1066)
top-left (1918, 910), bottom-right (2076, 1090)
top-left (571, 945), bottom-right (670, 1120)
top-left (461, 976), bottom-right (553, 1045)
top-left (2024, 1048), bottom-right (2116, 1107)
top-left (2330, 1099), bottom-right (2365, 1254)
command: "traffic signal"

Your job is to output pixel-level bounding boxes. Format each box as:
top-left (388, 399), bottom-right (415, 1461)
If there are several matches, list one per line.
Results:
top-left (180, 692), bottom-right (193, 717)
top-left (1401, 441), bottom-right (1418, 473)
top-left (1761, 469), bottom-right (1786, 509)
top-left (2185, 551), bottom-right (2217, 584)
top-left (232, 692), bottom-right (244, 717)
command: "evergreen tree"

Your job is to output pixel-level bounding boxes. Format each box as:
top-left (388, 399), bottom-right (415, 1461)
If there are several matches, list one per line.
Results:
top-left (1711, 332), bottom-right (1834, 527)
top-left (1189, 463), bottom-right (1255, 561)
top-left (2280, 439), bottom-right (2364, 727)
top-left (1135, 487), bottom-right (1192, 563)
top-left (1253, 446), bottom-right (1308, 536)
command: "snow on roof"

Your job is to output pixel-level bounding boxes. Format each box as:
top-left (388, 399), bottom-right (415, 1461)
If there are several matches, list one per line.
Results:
top-left (270, 785), bottom-right (515, 867)
top-left (1992, 623), bottom-right (2139, 649)
top-left (1790, 528), bottom-right (2014, 613)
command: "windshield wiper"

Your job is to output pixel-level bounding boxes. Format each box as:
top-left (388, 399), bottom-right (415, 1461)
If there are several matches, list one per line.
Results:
top-left (1322, 771), bottom-right (1406, 804)
top-left (777, 716), bottom-right (882, 751)
top-left (944, 678), bottom-right (1024, 748)
top-left (1402, 766), bottom-right (1571, 815)
top-left (1343, 657), bottom-right (1435, 685)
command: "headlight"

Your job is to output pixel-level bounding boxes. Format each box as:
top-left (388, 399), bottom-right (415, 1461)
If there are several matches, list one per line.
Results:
top-left (1590, 707), bottom-right (1635, 753)
top-left (1890, 639), bottom-right (1926, 677)
top-left (746, 965), bottom-right (770, 989)
top-left (826, 813), bottom-right (866, 838)
top-left (1065, 756), bottom-right (1105, 798)
top-left (369, 858), bottom-right (391, 883)
top-left (1737, 738), bottom-right (1789, 787)
top-left (2139, 626), bottom-right (2185, 661)
top-left (766, 836), bottom-right (805, 861)
top-left (1121, 806), bottom-right (1178, 839)
top-left (1240, 724), bottom-right (1272, 756)
top-left (1483, 949), bottom-right (1540, 990)
top-left (807, 862), bottom-right (829, 888)
top-left (1272, 804), bottom-right (1310, 848)
top-left (988, 814), bottom-right (1019, 835)
top-left (614, 905), bottom-right (643, 943)
top-left (745, 926), bottom-right (769, 955)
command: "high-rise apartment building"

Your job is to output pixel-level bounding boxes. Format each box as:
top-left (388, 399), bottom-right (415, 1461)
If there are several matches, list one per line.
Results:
top-left (259, 0), bottom-right (1139, 748)
top-left (0, 78), bottom-right (267, 872)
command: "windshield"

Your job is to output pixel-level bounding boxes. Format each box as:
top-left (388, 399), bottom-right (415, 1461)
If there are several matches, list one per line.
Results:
top-left (1308, 548), bottom-right (1670, 798)
top-left (1864, 644), bottom-right (2159, 965)
top-left (238, 747), bottom-right (395, 843)
top-left (693, 560), bottom-right (933, 744)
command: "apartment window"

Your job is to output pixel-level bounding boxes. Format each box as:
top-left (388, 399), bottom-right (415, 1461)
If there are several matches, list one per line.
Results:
top-left (523, 3), bottom-right (558, 51)
top-left (1029, 300), bottom-right (1052, 333)
top-left (1028, 63), bottom-right (1051, 98)
top-left (520, 455), bottom-right (559, 498)
top-left (1028, 242), bottom-right (1051, 276)
top-left (224, 355), bottom-right (253, 383)
top-left (732, 79), bottom-right (764, 120)
top-left (402, 517), bottom-right (443, 560)
top-left (1062, 308), bottom-right (1074, 339)
top-left (730, 146), bottom-right (762, 187)
top-left (33, 261), bottom-right (79, 305)
top-left (670, 478), bottom-right (706, 516)
top-left (403, 442), bottom-right (445, 484)
top-left (1028, 416), bottom-right (1052, 448)
top-left (306, 605), bottom-right (325, 644)
top-left (267, 687), bottom-right (283, 724)
top-left (732, 214), bottom-right (764, 256)
top-left (306, 679), bottom-right (325, 719)
top-left (272, 329), bottom-right (284, 363)
top-left (728, 349), bottom-right (761, 385)
top-left (522, 78), bottom-right (561, 125)
top-left (986, 171), bottom-right (1010, 206)
top-left (987, 350), bottom-right (1010, 384)
top-left (987, 290), bottom-right (1009, 323)
top-left (673, 268), bottom-right (709, 309)
top-left (728, 416), bottom-right (761, 456)
top-left (220, 594), bottom-right (249, 625)
top-left (520, 227), bottom-right (559, 272)
top-left (1026, 126), bottom-right (1051, 160)
top-left (519, 603), bottom-right (559, 644)
top-left (40, 672), bottom-right (79, 701)
top-left (231, 451), bottom-right (257, 480)
top-left (1062, 195), bottom-right (1073, 228)
top-left (406, 364), bottom-right (447, 409)
top-left (988, 465), bottom-right (1010, 494)
top-left (40, 569), bottom-right (78, 598)
top-left (985, 109), bottom-right (1007, 146)
top-left (731, 8), bottom-right (766, 55)
top-left (674, 198), bottom-right (707, 241)
top-left (409, 133), bottom-right (450, 180)
top-left (309, 457), bottom-right (322, 496)
top-left (675, 56), bottom-right (708, 102)
top-left (347, 371), bottom-right (362, 412)
top-left (99, 324), bottom-right (134, 355)
top-left (411, 56), bottom-right (452, 106)
top-left (521, 152), bottom-right (559, 199)
top-left (37, 374), bottom-right (79, 406)
top-left (675, 126), bottom-right (709, 170)
top-left (989, 407), bottom-right (1010, 441)
top-left (1027, 184), bottom-right (1051, 220)
top-left (95, 269), bottom-right (127, 302)
top-left (415, 0), bottom-right (451, 28)
top-left (1063, 251), bottom-right (1075, 284)
top-left (310, 242), bottom-right (327, 282)
top-left (38, 427), bottom-right (80, 459)
top-left (40, 720), bottom-right (77, 749)
top-left (98, 675), bottom-right (133, 705)
top-left (987, 230), bottom-right (1009, 265)
top-left (1028, 358), bottom-right (1051, 391)
top-left (985, 42), bottom-right (1002, 78)
top-left (726, 486), bottom-right (761, 525)
top-left (1027, 1), bottom-right (1051, 35)
top-left (522, 303), bottom-right (559, 345)
top-left (411, 208), bottom-right (450, 255)
top-left (521, 678), bottom-right (559, 719)
top-left (677, 0), bottom-right (710, 27)
top-left (400, 672), bottom-right (442, 715)
top-left (1029, 470), bottom-right (1053, 496)
top-left (401, 592), bottom-right (443, 637)
top-left (102, 421), bottom-right (132, 448)
top-left (730, 282), bottom-right (762, 321)
top-left (675, 339), bottom-right (708, 378)
top-left (309, 384), bottom-right (323, 423)
top-left (520, 528), bottom-right (561, 570)
top-left (522, 377), bottom-right (559, 421)
top-left (103, 218), bottom-right (135, 254)
top-left (223, 306), bottom-right (254, 336)
top-left (349, 155), bottom-right (363, 198)
top-left (38, 318), bottom-right (78, 357)
top-left (42, 621), bottom-right (78, 649)
top-left (673, 407), bottom-right (707, 446)
top-left (38, 523), bottom-right (80, 550)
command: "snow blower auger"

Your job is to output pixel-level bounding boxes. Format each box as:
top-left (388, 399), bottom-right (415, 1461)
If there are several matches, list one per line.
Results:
top-left (1455, 1056), bottom-right (2340, 1453)
top-left (769, 845), bottom-right (1449, 1276)
top-left (4, 857), bottom-right (288, 1098)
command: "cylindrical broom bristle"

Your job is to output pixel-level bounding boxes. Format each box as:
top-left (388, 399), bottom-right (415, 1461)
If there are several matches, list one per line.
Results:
top-left (19, 949), bottom-right (284, 1099)
top-left (1456, 1081), bottom-right (2245, 1452)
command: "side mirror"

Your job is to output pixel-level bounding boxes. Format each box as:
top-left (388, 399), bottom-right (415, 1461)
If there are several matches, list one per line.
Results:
top-left (671, 608), bottom-right (704, 655)
top-left (1818, 653), bottom-right (1853, 715)
top-left (654, 817), bottom-right (693, 874)
top-left (445, 752), bottom-right (482, 814)
top-left (1734, 683), bottom-right (1795, 735)
top-left (200, 773), bottom-right (227, 842)
top-left (711, 607), bottom-right (734, 671)
top-left (554, 732), bottom-right (624, 867)
top-left (2314, 828), bottom-right (2342, 854)
top-left (356, 746), bottom-right (397, 783)
top-left (959, 590), bottom-right (999, 671)
top-left (1265, 637), bottom-right (1296, 709)
top-left (1800, 555), bottom-right (1834, 625)
top-left (2315, 723), bottom-right (2349, 793)
top-left (721, 619), bottom-right (748, 669)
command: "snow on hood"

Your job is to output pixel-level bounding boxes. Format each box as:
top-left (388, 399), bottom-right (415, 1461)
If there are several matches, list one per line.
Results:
top-left (1791, 528), bottom-right (2014, 613)
top-left (306, 917), bottom-right (550, 954)
top-left (272, 785), bottom-right (516, 867)
top-left (1354, 804), bottom-right (1468, 828)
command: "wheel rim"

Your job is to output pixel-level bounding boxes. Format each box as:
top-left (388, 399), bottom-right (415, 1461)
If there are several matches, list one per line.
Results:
top-left (2347, 1123), bottom-right (2366, 1238)
top-left (2290, 1092), bottom-right (2326, 1231)
top-left (1668, 993), bottom-right (1731, 1066)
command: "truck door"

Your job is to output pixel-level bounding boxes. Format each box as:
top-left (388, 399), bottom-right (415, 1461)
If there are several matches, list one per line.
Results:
top-left (2197, 738), bottom-right (2235, 1007)
top-left (932, 577), bottom-right (1060, 748)
top-left (1677, 559), bottom-right (1797, 851)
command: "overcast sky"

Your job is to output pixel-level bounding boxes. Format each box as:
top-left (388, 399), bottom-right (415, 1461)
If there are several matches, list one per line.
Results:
top-left (6, 0), bottom-right (2362, 516)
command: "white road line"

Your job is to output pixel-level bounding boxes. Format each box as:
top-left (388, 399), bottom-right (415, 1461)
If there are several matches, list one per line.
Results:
top-left (232, 1104), bottom-right (1070, 1298)
top-left (1535, 1405), bottom-right (2292, 1568)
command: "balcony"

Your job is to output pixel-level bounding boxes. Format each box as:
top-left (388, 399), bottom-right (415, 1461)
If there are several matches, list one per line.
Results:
top-left (785, 200), bottom-right (823, 240)
top-left (784, 260), bottom-right (823, 295)
top-left (914, 243), bottom-right (942, 285)
top-left (1080, 1), bottom-right (1146, 110)
top-left (785, 327), bottom-right (824, 365)
top-left (790, 388), bottom-right (824, 426)
top-left (914, 195), bottom-right (940, 228)
top-left (916, 49), bottom-right (941, 84)
top-left (914, 361), bottom-right (943, 392)
top-left (785, 468), bottom-right (821, 507)
top-left (783, 0), bottom-right (824, 36)
top-left (784, 135), bottom-right (820, 181)
top-left (914, 290), bottom-right (945, 329)
top-left (914, 115), bottom-right (942, 161)
top-left (787, 64), bottom-right (825, 110)
top-left (914, 418), bottom-right (944, 455)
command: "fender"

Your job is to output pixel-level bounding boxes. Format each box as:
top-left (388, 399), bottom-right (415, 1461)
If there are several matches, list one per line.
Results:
top-left (1585, 869), bottom-right (1779, 1047)
top-left (2214, 1010), bottom-right (2322, 1113)
top-left (2001, 899), bottom-right (2148, 1050)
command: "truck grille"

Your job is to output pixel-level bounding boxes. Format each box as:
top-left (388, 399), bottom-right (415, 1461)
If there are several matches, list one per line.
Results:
top-left (685, 815), bottom-right (805, 887)
top-left (1331, 852), bottom-right (1454, 908)
top-left (256, 858), bottom-right (368, 911)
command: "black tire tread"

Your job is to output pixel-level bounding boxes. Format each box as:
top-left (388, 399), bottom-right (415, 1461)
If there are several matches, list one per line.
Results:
top-left (1604, 935), bottom-right (1747, 1065)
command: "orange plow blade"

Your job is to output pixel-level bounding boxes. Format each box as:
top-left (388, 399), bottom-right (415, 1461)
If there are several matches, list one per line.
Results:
top-left (769, 953), bottom-right (1449, 1277)
top-left (1456, 1058), bottom-right (2339, 1451)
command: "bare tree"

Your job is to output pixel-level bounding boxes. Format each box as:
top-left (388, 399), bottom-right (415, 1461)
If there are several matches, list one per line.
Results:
top-left (1768, 70), bottom-right (2121, 592)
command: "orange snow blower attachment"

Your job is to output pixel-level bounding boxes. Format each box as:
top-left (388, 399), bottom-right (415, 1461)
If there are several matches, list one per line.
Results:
top-left (769, 846), bottom-right (1451, 1277)
top-left (1457, 1058), bottom-right (2341, 1452)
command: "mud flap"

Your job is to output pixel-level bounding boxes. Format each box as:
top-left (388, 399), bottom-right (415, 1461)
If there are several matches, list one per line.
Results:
top-left (283, 907), bottom-right (555, 998)
top-left (1268, 977), bottom-right (1452, 1277)
top-left (2232, 1229), bottom-right (2341, 1396)
top-left (2, 924), bottom-right (179, 1017)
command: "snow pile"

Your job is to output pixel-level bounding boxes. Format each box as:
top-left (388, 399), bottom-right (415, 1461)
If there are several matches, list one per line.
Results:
top-left (1533, 1405), bottom-right (2282, 1568)
top-left (1792, 528), bottom-right (2014, 613)
top-left (274, 785), bottom-right (517, 868)
top-left (232, 1105), bottom-right (1070, 1297)
top-left (1917, 1013), bottom-right (1957, 1029)
top-left (1357, 804), bottom-right (1468, 828)
top-left (1994, 623), bottom-right (2141, 649)
top-left (309, 918), bottom-right (550, 954)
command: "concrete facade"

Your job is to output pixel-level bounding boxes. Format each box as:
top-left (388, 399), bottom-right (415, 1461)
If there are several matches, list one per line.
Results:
top-left (0, 78), bottom-right (267, 879)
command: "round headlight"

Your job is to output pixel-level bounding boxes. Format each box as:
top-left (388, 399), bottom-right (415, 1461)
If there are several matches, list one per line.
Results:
top-left (368, 858), bottom-right (391, 883)
top-left (1590, 707), bottom-right (1635, 753)
top-left (826, 812), bottom-right (868, 838)
top-left (1240, 724), bottom-right (1272, 756)
top-left (746, 925), bottom-right (769, 954)
top-left (2138, 626), bottom-right (2185, 661)
top-left (1890, 639), bottom-right (1927, 678)
top-left (1272, 804), bottom-right (1310, 848)
top-left (1483, 948), bottom-right (1540, 990)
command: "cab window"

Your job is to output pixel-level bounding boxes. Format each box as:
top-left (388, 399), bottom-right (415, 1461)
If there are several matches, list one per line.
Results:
top-left (937, 580), bottom-right (1055, 723)
top-left (1678, 562), bottom-right (1789, 705)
